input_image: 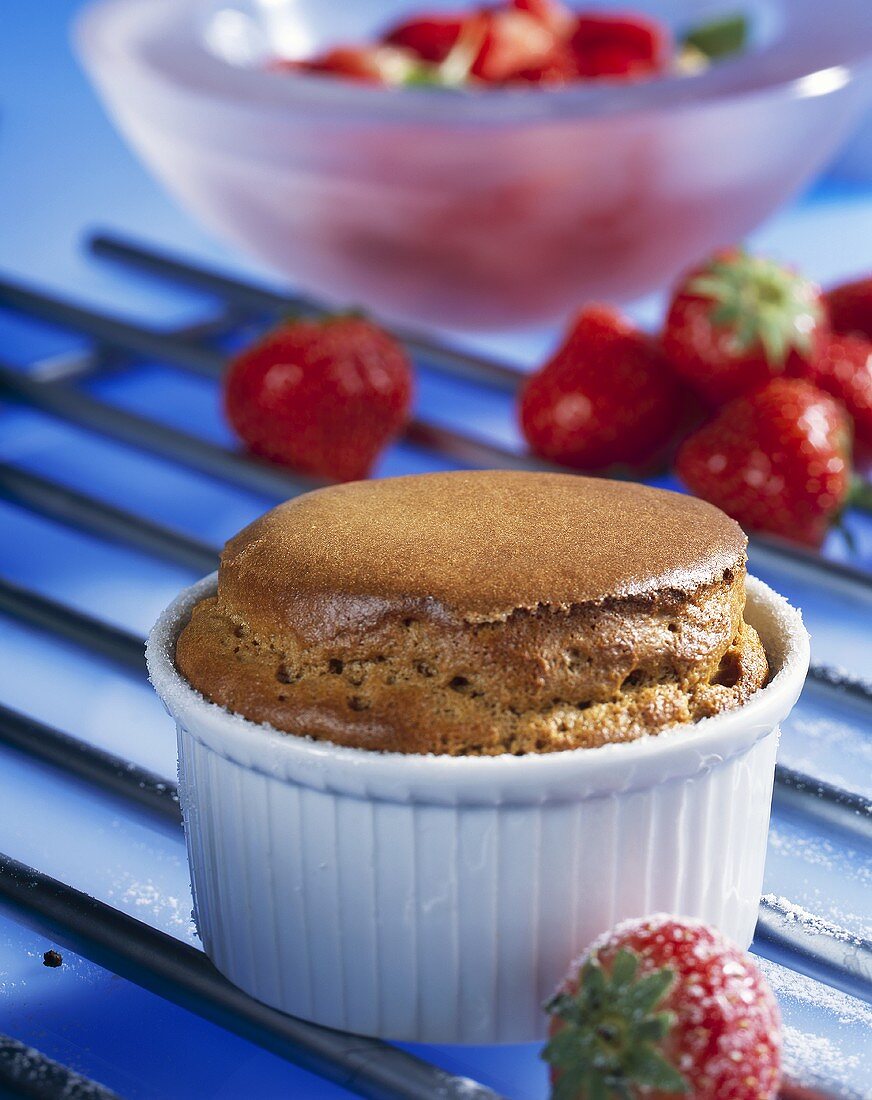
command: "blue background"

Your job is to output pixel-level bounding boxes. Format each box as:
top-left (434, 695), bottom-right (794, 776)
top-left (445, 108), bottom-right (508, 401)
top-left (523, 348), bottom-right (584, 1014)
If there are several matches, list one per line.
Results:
top-left (0, 3), bottom-right (870, 1097)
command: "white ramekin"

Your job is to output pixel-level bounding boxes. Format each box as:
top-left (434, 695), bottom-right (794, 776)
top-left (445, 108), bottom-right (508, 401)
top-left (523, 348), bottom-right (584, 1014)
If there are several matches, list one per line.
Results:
top-left (146, 574), bottom-right (808, 1044)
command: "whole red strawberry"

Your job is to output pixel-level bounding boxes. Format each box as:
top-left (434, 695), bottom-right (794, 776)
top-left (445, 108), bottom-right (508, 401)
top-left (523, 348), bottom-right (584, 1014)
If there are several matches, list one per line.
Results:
top-left (663, 250), bottom-right (828, 406)
top-left (675, 378), bottom-right (852, 546)
top-left (802, 332), bottom-right (872, 449)
top-left (519, 305), bottom-right (691, 471)
top-left (826, 274), bottom-right (872, 340)
top-left (224, 315), bottom-right (413, 482)
top-left (543, 914), bottom-right (782, 1099)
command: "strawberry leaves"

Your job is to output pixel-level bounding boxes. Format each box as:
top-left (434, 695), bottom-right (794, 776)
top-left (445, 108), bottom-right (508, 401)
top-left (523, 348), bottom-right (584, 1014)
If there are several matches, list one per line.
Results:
top-left (543, 950), bottom-right (688, 1098)
top-left (687, 251), bottom-right (824, 368)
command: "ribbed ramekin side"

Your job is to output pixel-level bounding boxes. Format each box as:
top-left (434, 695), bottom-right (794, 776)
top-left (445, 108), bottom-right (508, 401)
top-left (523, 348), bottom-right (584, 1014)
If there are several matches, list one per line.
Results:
top-left (177, 721), bottom-right (780, 1043)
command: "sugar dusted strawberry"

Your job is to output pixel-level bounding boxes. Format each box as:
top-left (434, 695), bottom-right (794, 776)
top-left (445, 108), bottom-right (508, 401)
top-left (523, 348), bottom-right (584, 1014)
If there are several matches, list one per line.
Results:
top-left (544, 914), bottom-right (782, 1100)
top-left (803, 332), bottom-right (872, 449)
top-left (570, 11), bottom-right (672, 78)
top-left (519, 305), bottom-right (691, 471)
top-left (663, 250), bottom-right (828, 406)
top-left (826, 274), bottom-right (872, 340)
top-left (224, 315), bottom-right (413, 482)
top-left (676, 378), bottom-right (852, 547)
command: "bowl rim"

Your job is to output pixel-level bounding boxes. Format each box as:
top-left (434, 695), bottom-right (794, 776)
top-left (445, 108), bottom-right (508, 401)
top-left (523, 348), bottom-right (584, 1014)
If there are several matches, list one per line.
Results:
top-left (75, 0), bottom-right (872, 127)
top-left (146, 571), bottom-right (809, 804)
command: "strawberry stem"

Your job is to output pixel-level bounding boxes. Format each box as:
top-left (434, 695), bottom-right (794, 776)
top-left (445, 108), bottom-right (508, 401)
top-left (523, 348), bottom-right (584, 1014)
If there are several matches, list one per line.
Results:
top-left (849, 477), bottom-right (872, 515)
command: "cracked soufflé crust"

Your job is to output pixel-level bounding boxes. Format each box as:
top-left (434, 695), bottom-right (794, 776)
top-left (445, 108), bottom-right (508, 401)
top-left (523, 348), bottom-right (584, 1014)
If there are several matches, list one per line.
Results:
top-left (175, 471), bottom-right (768, 755)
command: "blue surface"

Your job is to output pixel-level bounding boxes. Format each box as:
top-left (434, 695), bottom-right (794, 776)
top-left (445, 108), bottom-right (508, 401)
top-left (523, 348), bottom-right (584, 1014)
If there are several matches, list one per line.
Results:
top-left (1, 3), bottom-right (871, 1098)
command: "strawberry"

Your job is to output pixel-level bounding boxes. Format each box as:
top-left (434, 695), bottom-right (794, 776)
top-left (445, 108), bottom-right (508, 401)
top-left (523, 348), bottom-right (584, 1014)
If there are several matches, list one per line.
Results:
top-left (519, 305), bottom-right (691, 471)
top-left (291, 45), bottom-right (422, 84)
top-left (825, 274), bottom-right (872, 340)
top-left (382, 13), bottom-right (466, 63)
top-left (543, 915), bottom-right (782, 1100)
top-left (675, 378), bottom-right (852, 546)
top-left (802, 332), bottom-right (872, 449)
top-left (471, 8), bottom-right (558, 82)
top-left (510, 0), bottom-right (574, 36)
top-left (663, 250), bottom-right (828, 406)
top-left (570, 12), bottom-right (672, 79)
top-left (224, 316), bottom-right (413, 482)
top-left (512, 42), bottom-right (580, 84)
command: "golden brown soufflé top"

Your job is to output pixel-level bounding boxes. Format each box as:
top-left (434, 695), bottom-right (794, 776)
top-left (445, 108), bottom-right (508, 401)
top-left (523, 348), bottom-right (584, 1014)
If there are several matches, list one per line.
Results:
top-left (175, 471), bottom-right (768, 754)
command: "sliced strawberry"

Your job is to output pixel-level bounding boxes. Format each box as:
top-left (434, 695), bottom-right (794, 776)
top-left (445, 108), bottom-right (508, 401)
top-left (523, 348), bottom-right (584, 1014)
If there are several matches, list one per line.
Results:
top-left (471, 8), bottom-right (560, 82)
top-left (510, 0), bottom-right (574, 35)
top-left (570, 12), bottom-right (672, 78)
top-left (512, 42), bottom-right (580, 84)
top-left (382, 13), bottom-right (466, 63)
top-left (291, 45), bottom-right (406, 84)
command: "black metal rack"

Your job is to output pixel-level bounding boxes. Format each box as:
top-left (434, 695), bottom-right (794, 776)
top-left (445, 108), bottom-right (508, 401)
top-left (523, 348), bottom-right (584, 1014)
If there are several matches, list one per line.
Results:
top-left (0, 232), bottom-right (869, 1100)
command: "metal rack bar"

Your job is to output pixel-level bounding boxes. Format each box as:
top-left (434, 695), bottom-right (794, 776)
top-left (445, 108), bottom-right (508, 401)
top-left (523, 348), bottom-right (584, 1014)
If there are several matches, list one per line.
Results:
top-left (0, 362), bottom-right (317, 499)
top-left (0, 463), bottom-right (218, 575)
top-left (0, 576), bottom-right (144, 673)
top-left (89, 232), bottom-right (524, 391)
top-left (0, 853), bottom-right (502, 1100)
top-left (804, 664), bottom-right (872, 710)
top-left (773, 765), bottom-right (872, 845)
top-left (0, 704), bottom-right (181, 826)
top-left (0, 1030), bottom-right (122, 1100)
top-left (755, 898), bottom-right (872, 1006)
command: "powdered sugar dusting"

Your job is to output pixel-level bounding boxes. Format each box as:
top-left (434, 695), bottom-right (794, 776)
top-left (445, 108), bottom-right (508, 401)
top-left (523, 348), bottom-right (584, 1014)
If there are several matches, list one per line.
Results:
top-left (756, 958), bottom-right (872, 1097)
top-left (762, 894), bottom-right (866, 945)
top-left (105, 875), bottom-right (197, 943)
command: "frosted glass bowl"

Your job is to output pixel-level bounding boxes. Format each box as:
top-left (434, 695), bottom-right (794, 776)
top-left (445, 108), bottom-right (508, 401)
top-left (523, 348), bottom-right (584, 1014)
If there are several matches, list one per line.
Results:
top-left (77, 0), bottom-right (872, 330)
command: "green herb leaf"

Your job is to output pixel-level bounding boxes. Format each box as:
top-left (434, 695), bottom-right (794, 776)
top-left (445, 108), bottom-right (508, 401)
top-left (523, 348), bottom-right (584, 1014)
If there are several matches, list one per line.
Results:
top-left (682, 13), bottom-right (748, 60)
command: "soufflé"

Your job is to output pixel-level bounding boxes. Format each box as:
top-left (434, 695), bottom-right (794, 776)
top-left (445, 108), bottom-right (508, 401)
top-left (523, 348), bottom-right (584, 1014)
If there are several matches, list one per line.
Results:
top-left (175, 471), bottom-right (768, 754)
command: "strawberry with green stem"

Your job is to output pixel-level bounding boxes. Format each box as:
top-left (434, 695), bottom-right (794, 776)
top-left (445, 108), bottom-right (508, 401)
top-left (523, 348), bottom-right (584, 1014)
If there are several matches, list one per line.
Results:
top-left (663, 250), bottom-right (828, 406)
top-left (544, 914), bottom-right (782, 1099)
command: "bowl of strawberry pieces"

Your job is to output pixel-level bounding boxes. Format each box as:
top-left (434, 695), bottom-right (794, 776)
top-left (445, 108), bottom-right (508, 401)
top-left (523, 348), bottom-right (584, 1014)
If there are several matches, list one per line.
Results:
top-left (77, 0), bottom-right (872, 330)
